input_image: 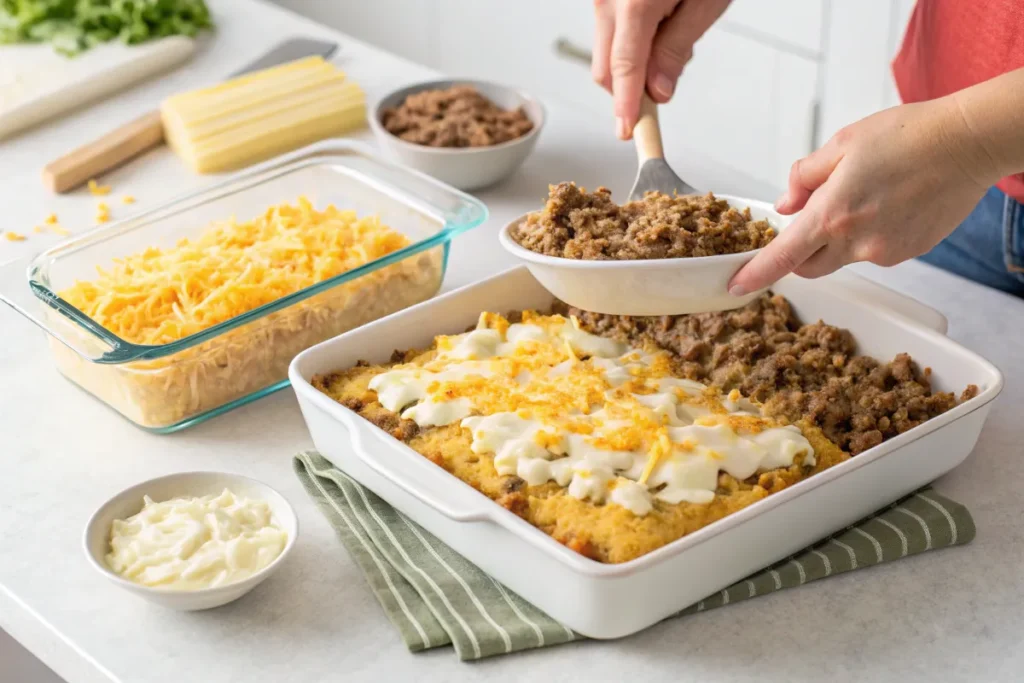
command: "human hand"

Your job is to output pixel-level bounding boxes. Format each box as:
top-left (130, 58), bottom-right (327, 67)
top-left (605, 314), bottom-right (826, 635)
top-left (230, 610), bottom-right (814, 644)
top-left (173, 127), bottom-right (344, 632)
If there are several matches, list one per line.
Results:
top-left (592, 0), bottom-right (732, 139)
top-left (728, 98), bottom-right (997, 296)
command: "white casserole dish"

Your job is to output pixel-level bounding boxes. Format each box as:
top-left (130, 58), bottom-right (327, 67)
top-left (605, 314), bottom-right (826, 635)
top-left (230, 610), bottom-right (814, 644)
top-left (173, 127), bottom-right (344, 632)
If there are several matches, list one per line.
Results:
top-left (289, 265), bottom-right (1002, 639)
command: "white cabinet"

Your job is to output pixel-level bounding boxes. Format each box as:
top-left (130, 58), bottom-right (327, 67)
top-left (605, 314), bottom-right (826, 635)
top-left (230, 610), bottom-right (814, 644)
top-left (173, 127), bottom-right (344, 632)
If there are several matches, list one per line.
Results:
top-left (722, 0), bottom-right (825, 56)
top-left (434, 0), bottom-right (608, 115)
top-left (657, 27), bottom-right (817, 193)
top-left (818, 0), bottom-right (916, 143)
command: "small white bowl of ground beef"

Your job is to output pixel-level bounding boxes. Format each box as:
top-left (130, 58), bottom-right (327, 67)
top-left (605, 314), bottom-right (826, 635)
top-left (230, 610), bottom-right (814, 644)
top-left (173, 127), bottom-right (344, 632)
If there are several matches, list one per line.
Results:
top-left (499, 182), bottom-right (788, 315)
top-left (369, 79), bottom-right (544, 191)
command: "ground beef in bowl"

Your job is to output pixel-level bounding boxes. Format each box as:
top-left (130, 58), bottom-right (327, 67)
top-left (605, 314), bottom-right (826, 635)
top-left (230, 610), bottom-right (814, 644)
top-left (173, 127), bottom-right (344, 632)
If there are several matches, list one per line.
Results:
top-left (380, 85), bottom-right (534, 148)
top-left (510, 182), bottom-right (776, 260)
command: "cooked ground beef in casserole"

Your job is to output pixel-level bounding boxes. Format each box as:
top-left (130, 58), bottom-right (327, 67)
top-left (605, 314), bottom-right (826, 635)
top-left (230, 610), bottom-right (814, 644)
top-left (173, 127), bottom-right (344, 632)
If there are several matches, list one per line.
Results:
top-left (555, 295), bottom-right (978, 454)
top-left (381, 85), bottom-right (534, 148)
top-left (510, 182), bottom-right (775, 259)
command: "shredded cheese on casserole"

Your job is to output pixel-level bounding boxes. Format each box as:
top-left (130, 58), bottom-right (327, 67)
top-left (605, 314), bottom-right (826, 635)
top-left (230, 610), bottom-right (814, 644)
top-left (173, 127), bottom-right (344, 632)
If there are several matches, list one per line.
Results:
top-left (369, 313), bottom-right (816, 516)
top-left (59, 196), bottom-right (411, 345)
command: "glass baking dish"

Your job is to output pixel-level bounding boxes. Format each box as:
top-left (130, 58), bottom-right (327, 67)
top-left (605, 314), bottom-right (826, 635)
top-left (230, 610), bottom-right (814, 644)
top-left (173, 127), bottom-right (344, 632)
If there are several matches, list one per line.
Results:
top-left (0, 140), bottom-right (487, 432)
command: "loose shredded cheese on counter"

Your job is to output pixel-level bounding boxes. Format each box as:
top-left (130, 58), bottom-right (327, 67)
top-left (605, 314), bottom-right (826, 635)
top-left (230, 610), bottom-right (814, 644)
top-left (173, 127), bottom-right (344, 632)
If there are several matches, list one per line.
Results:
top-left (88, 179), bottom-right (111, 196)
top-left (59, 196), bottom-right (411, 345)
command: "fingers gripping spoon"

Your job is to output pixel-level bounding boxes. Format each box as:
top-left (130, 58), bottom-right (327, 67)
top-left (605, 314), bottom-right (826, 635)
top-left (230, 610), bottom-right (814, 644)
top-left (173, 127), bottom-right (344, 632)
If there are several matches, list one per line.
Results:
top-left (498, 94), bottom-right (788, 316)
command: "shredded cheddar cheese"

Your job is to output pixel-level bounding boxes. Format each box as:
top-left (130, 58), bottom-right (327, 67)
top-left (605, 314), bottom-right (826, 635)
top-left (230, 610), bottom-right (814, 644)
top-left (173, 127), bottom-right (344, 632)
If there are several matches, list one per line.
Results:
top-left (59, 196), bottom-right (412, 346)
top-left (50, 196), bottom-right (443, 430)
top-left (4, 231), bottom-right (25, 241)
top-left (88, 179), bottom-right (111, 196)
top-left (122, 195), bottom-right (136, 205)
top-left (36, 218), bottom-right (71, 236)
top-left (637, 431), bottom-right (673, 484)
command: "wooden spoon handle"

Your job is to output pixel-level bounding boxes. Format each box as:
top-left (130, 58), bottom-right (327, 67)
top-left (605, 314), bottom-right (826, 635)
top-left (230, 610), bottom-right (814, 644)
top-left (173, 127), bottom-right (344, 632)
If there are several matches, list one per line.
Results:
top-left (42, 110), bottom-right (165, 193)
top-left (632, 94), bottom-right (664, 164)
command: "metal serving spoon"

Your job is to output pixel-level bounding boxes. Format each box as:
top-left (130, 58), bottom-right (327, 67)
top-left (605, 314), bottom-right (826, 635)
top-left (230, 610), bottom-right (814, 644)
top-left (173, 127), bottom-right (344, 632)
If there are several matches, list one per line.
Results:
top-left (499, 95), bottom-right (789, 316)
top-left (629, 94), bottom-right (699, 200)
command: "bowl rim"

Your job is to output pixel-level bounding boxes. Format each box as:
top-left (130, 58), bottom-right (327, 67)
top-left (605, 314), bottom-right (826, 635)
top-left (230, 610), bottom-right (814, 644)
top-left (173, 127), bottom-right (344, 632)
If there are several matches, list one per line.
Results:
top-left (498, 193), bottom-right (784, 269)
top-left (83, 471), bottom-right (299, 597)
top-left (369, 77), bottom-right (547, 156)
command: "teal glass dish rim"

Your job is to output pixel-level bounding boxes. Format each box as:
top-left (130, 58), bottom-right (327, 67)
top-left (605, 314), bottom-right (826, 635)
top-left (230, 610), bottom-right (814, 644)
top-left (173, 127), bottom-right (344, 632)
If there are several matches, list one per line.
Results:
top-left (5, 140), bottom-right (489, 366)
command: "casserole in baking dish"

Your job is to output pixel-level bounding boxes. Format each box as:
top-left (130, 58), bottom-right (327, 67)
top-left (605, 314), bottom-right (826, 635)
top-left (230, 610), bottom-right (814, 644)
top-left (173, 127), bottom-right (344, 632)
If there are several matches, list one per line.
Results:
top-left (0, 141), bottom-right (487, 432)
top-left (290, 266), bottom-right (1002, 638)
top-left (312, 308), bottom-right (849, 564)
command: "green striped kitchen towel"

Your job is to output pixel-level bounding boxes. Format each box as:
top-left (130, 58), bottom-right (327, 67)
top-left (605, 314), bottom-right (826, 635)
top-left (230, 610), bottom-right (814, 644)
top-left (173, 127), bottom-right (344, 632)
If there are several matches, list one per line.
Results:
top-left (294, 451), bottom-right (975, 661)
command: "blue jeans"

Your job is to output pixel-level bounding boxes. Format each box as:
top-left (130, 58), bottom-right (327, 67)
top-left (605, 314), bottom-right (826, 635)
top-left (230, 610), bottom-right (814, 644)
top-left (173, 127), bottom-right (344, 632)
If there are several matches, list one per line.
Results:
top-left (918, 186), bottom-right (1024, 297)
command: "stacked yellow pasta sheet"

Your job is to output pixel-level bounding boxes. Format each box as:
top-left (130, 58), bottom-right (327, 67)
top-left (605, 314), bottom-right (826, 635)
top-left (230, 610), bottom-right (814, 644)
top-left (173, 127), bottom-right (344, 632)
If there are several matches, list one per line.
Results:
top-left (161, 56), bottom-right (365, 173)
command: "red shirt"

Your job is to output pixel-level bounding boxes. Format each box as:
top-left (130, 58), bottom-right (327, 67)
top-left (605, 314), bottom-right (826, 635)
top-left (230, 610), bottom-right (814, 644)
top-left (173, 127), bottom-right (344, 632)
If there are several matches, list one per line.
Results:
top-left (892, 0), bottom-right (1024, 202)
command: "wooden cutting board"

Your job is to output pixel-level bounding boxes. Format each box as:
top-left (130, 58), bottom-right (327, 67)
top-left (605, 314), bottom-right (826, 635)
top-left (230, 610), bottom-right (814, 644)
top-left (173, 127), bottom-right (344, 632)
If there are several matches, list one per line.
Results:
top-left (0, 36), bottom-right (195, 141)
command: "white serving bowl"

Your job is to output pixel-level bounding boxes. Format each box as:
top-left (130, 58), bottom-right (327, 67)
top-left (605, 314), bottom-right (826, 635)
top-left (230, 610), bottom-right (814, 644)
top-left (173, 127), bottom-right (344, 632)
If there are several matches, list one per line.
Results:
top-left (84, 471), bottom-right (298, 611)
top-left (368, 78), bottom-right (545, 191)
top-left (498, 194), bottom-right (790, 316)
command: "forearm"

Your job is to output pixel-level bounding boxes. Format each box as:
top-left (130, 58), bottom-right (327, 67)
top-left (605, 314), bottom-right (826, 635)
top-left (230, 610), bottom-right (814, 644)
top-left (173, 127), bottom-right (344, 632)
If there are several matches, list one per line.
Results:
top-left (948, 66), bottom-right (1024, 186)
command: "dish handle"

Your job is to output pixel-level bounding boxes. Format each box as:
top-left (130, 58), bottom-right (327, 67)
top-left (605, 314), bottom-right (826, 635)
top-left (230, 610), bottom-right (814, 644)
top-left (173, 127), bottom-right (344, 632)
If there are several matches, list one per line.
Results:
top-left (0, 257), bottom-right (116, 361)
top-left (829, 269), bottom-right (948, 335)
top-left (340, 408), bottom-right (495, 523)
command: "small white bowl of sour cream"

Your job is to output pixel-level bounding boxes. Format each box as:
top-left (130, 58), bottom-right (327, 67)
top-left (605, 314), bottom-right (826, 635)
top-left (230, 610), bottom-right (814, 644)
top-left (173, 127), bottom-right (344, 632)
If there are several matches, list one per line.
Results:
top-left (84, 471), bottom-right (299, 611)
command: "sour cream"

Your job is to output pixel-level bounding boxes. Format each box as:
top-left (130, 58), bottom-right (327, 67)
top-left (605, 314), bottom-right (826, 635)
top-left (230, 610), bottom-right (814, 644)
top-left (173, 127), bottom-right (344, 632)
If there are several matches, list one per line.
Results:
top-left (106, 489), bottom-right (287, 591)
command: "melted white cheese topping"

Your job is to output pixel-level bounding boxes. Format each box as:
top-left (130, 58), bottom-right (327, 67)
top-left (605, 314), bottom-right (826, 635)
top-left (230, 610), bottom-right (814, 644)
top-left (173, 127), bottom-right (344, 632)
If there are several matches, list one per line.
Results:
top-left (609, 478), bottom-right (654, 516)
top-left (369, 313), bottom-right (815, 516)
top-left (106, 489), bottom-right (287, 591)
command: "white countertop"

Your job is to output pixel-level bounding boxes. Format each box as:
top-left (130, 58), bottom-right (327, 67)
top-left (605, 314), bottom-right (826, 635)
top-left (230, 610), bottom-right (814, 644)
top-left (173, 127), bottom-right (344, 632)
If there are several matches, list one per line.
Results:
top-left (2, 2), bottom-right (1023, 682)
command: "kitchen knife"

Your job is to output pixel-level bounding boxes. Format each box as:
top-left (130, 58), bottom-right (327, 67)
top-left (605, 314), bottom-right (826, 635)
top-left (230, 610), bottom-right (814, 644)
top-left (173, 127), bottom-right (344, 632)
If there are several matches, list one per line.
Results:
top-left (42, 37), bottom-right (338, 193)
